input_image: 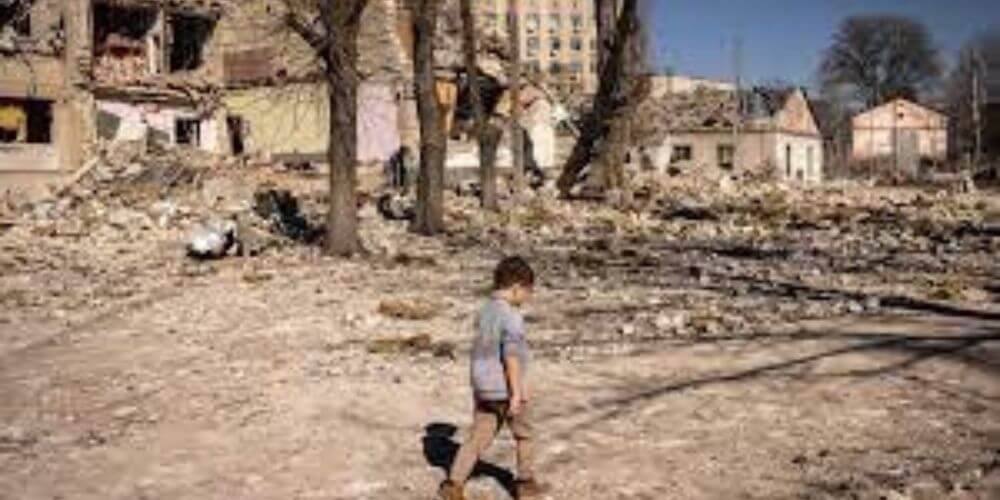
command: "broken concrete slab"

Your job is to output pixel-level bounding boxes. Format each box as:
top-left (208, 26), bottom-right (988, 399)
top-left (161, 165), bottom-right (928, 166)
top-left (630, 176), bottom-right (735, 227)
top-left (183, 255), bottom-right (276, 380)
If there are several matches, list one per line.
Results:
top-left (187, 218), bottom-right (236, 259)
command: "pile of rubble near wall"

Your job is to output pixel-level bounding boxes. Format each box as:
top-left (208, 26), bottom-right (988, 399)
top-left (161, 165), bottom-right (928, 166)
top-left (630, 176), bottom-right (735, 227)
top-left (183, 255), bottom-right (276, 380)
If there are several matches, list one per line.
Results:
top-left (2, 140), bottom-right (330, 264)
top-left (632, 88), bottom-right (739, 146)
top-left (2, 136), bottom-right (997, 346)
top-left (0, 145), bottom-right (330, 320)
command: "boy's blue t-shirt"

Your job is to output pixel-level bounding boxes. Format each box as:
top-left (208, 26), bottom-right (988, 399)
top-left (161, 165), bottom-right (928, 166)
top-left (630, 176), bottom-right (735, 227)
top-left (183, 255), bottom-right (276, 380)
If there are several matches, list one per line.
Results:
top-left (471, 297), bottom-right (530, 401)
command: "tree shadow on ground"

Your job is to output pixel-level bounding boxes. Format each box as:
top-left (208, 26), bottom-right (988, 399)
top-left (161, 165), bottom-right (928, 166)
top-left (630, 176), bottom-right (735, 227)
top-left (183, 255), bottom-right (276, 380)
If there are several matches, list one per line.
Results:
top-left (544, 324), bottom-right (1000, 440)
top-left (422, 422), bottom-right (517, 497)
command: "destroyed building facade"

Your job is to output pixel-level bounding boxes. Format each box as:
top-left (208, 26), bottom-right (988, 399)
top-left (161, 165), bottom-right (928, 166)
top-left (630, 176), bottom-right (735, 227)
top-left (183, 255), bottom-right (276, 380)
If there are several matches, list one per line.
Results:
top-left (1, 0), bottom-right (230, 195)
top-left (642, 86), bottom-right (825, 184)
top-left (1, 0), bottom-right (87, 194)
top-left (90, 0), bottom-right (227, 154)
top-left (219, 0), bottom-right (412, 166)
top-left (0, 0), bottom-right (421, 194)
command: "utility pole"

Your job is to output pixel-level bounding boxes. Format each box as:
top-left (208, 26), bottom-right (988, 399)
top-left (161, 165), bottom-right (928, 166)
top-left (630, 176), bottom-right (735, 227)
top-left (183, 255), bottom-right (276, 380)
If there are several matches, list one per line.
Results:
top-left (731, 36), bottom-right (743, 171)
top-left (972, 48), bottom-right (983, 168)
top-left (508, 0), bottom-right (524, 190)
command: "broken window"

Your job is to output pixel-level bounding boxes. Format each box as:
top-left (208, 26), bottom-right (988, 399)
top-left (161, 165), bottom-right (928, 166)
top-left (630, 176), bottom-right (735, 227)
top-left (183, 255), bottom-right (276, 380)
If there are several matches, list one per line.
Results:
top-left (175, 118), bottom-right (200, 147)
top-left (169, 14), bottom-right (215, 72)
top-left (526, 36), bottom-right (539, 58)
top-left (0, 98), bottom-right (52, 144)
top-left (93, 4), bottom-right (160, 81)
top-left (717, 144), bottom-right (735, 169)
top-left (525, 14), bottom-right (539, 34)
top-left (227, 115), bottom-right (246, 155)
top-left (0, 3), bottom-right (31, 36)
top-left (672, 145), bottom-right (693, 162)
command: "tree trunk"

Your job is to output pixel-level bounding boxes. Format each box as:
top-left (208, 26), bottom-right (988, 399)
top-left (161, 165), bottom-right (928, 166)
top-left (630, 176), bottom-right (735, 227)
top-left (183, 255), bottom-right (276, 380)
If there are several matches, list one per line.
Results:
top-left (411, 0), bottom-right (446, 235)
top-left (322, 4), bottom-right (363, 256)
top-left (508, 0), bottom-right (525, 191)
top-left (460, 0), bottom-right (498, 210)
top-left (556, 0), bottom-right (640, 196)
top-left (592, 0), bottom-right (620, 192)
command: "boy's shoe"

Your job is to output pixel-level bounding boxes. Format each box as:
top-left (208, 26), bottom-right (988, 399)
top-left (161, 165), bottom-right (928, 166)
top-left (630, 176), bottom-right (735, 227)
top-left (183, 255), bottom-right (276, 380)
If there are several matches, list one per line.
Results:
top-left (515, 478), bottom-right (550, 498)
top-left (438, 480), bottom-right (466, 500)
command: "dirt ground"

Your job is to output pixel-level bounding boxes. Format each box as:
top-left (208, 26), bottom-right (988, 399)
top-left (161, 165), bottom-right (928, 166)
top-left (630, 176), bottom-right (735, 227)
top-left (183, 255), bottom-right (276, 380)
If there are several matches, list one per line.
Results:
top-left (1, 175), bottom-right (999, 500)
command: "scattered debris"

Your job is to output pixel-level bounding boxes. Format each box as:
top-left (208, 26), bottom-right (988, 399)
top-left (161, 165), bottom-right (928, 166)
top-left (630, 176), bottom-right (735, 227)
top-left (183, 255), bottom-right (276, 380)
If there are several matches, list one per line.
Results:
top-left (187, 218), bottom-right (237, 260)
top-left (377, 192), bottom-right (416, 221)
top-left (377, 298), bottom-right (442, 321)
top-left (367, 333), bottom-right (456, 358)
top-left (253, 189), bottom-right (323, 243)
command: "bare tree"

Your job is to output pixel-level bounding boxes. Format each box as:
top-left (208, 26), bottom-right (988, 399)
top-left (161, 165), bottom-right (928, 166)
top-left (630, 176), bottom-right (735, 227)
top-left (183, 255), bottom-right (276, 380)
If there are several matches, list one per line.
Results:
top-left (948, 32), bottom-right (1000, 165)
top-left (459, 0), bottom-right (500, 210)
top-left (556, 0), bottom-right (646, 196)
top-left (820, 15), bottom-right (941, 108)
top-left (507, 0), bottom-right (525, 191)
top-left (410, 0), bottom-right (446, 235)
top-left (282, 0), bottom-right (369, 256)
top-left (813, 83), bottom-right (859, 177)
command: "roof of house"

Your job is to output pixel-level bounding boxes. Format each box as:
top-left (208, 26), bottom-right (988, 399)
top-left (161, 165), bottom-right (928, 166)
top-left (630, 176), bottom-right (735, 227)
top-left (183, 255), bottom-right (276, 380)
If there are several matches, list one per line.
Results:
top-left (635, 86), bottom-right (814, 143)
top-left (744, 87), bottom-right (796, 119)
top-left (854, 98), bottom-right (948, 121)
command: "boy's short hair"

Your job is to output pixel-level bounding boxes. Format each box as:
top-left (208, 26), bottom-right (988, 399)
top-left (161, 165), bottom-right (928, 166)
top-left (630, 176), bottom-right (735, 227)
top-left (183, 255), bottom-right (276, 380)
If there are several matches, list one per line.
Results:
top-left (493, 256), bottom-right (535, 290)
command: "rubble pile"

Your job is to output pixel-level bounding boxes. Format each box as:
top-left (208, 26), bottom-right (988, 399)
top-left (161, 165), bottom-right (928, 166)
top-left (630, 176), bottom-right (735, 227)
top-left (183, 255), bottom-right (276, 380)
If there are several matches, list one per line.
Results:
top-left (3, 148), bottom-right (998, 354)
top-left (446, 172), bottom-right (999, 351)
top-left (633, 88), bottom-right (739, 145)
top-left (0, 144), bottom-right (331, 315)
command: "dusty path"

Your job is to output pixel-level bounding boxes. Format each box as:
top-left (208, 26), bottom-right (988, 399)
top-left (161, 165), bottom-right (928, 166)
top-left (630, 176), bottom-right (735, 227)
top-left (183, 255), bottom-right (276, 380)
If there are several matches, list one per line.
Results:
top-left (3, 179), bottom-right (1000, 499)
top-left (1, 256), bottom-right (998, 500)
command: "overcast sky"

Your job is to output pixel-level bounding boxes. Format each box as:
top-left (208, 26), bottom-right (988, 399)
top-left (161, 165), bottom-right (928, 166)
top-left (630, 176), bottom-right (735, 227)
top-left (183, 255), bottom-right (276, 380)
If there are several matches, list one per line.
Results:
top-left (649, 0), bottom-right (1000, 87)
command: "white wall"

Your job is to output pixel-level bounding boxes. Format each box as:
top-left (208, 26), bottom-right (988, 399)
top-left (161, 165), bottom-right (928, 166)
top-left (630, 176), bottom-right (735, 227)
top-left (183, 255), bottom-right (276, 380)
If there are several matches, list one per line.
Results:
top-left (96, 100), bottom-right (219, 152)
top-left (773, 133), bottom-right (823, 184)
top-left (658, 131), bottom-right (823, 184)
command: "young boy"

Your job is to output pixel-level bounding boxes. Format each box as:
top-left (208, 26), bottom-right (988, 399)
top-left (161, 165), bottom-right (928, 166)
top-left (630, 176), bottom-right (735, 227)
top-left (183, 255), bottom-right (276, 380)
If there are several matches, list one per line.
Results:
top-left (439, 256), bottom-right (546, 500)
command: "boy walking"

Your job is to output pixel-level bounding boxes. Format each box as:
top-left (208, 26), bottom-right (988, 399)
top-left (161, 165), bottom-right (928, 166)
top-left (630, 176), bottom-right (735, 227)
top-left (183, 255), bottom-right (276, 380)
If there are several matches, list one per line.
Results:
top-left (440, 257), bottom-right (546, 500)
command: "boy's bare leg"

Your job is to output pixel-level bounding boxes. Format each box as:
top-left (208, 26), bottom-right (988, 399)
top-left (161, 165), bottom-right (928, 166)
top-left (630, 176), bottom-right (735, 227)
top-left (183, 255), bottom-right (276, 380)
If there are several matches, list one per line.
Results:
top-left (448, 403), bottom-right (501, 485)
top-left (508, 405), bottom-right (535, 480)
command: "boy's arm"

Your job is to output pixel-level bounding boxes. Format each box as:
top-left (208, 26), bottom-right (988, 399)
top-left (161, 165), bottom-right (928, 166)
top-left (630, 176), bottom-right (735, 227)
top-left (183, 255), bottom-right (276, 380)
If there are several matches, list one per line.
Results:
top-left (504, 354), bottom-right (525, 415)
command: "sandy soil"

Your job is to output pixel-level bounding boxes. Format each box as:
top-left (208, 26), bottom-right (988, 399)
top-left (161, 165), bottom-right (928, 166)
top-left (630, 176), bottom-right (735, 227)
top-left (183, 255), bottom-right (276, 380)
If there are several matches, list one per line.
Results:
top-left (2, 172), bottom-right (1000, 499)
top-left (1, 248), bottom-right (997, 500)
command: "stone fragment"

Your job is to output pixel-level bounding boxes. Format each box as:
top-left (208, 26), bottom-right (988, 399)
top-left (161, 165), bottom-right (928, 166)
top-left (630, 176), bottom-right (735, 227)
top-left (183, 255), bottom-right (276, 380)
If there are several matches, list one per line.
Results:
top-left (187, 219), bottom-right (237, 259)
top-left (377, 298), bottom-right (440, 321)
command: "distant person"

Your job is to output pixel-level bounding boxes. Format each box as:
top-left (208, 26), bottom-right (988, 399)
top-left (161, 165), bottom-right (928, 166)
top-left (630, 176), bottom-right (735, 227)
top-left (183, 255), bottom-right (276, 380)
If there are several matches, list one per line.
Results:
top-left (439, 257), bottom-right (548, 500)
top-left (385, 145), bottom-right (415, 193)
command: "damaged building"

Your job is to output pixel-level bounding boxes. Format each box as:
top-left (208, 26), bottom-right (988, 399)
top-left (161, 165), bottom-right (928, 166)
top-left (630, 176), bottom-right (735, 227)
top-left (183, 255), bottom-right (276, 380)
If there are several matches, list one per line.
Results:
top-left (1, 0), bottom-right (227, 195)
top-left (1, 0), bottom-right (567, 195)
top-left (640, 86), bottom-right (825, 184)
top-left (0, 0), bottom-right (86, 194)
top-left (89, 0), bottom-right (226, 154)
top-left (217, 0), bottom-right (412, 166)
